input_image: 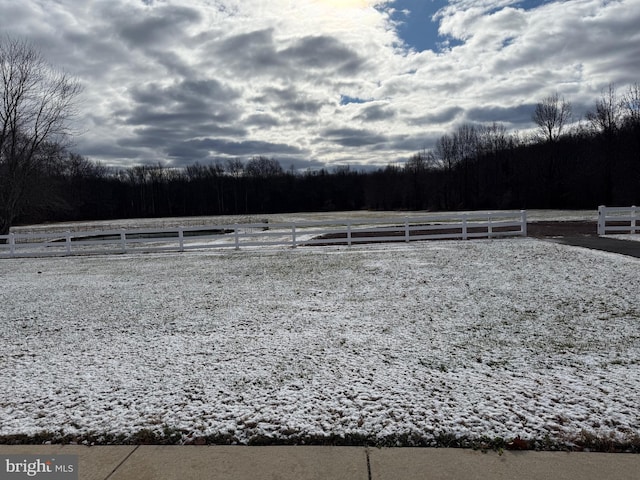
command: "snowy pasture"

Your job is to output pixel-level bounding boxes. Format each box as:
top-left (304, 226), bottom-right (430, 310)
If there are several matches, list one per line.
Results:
top-left (1, 238), bottom-right (639, 448)
top-left (9, 209), bottom-right (597, 235)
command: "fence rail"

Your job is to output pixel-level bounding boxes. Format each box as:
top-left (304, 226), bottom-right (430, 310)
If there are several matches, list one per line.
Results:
top-left (0, 211), bottom-right (527, 259)
top-left (597, 205), bottom-right (638, 235)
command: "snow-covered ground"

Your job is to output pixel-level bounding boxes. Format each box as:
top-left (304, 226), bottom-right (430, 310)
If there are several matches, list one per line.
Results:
top-left (1, 238), bottom-right (639, 448)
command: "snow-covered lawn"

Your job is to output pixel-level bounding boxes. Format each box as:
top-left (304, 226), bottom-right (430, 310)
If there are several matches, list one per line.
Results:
top-left (1, 238), bottom-right (639, 449)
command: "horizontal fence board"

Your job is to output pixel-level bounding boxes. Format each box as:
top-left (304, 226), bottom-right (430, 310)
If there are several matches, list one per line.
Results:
top-left (603, 217), bottom-right (637, 223)
top-left (604, 225), bottom-right (638, 232)
top-left (601, 207), bottom-right (639, 214)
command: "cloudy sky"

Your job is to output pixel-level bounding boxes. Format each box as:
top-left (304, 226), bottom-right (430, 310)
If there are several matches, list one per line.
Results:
top-left (2, 0), bottom-right (639, 170)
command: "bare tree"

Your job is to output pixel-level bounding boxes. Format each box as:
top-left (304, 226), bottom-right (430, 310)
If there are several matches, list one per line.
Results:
top-left (532, 92), bottom-right (572, 142)
top-left (225, 158), bottom-right (244, 178)
top-left (620, 82), bottom-right (640, 128)
top-left (435, 133), bottom-right (456, 171)
top-left (477, 122), bottom-right (510, 155)
top-left (585, 83), bottom-right (625, 204)
top-left (435, 133), bottom-right (458, 209)
top-left (586, 83), bottom-right (621, 136)
top-left (225, 158), bottom-right (245, 213)
top-left (62, 153), bottom-right (107, 179)
top-left (404, 150), bottom-right (438, 174)
top-left (0, 36), bottom-right (82, 235)
top-left (452, 123), bottom-right (479, 161)
top-left (245, 156), bottom-right (283, 178)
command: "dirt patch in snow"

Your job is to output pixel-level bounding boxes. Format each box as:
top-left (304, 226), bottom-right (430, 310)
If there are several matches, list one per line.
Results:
top-left (527, 221), bottom-right (597, 238)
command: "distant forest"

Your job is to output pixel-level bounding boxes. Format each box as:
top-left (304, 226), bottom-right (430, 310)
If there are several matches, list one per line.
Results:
top-left (14, 84), bottom-right (640, 225)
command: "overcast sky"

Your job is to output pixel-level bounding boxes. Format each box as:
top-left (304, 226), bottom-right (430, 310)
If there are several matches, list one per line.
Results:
top-left (2, 0), bottom-right (639, 170)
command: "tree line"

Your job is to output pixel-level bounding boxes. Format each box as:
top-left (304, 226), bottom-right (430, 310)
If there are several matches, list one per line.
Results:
top-left (2, 36), bottom-right (639, 232)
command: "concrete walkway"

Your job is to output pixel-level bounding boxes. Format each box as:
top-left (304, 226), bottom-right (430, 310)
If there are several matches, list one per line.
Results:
top-left (2, 445), bottom-right (640, 480)
top-left (547, 236), bottom-right (640, 258)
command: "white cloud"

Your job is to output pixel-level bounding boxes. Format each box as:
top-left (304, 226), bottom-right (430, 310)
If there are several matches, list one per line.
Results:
top-left (0, 0), bottom-right (638, 168)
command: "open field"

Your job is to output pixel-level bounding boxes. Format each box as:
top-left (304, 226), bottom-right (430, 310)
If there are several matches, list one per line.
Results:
top-left (1, 238), bottom-right (639, 449)
top-left (10, 209), bottom-right (597, 235)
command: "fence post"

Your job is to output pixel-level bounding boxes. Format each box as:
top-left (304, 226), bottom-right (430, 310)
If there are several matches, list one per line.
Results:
top-left (291, 224), bottom-right (297, 248)
top-left (488, 215), bottom-right (493, 239)
top-left (9, 232), bottom-right (15, 257)
top-left (520, 210), bottom-right (527, 237)
top-left (178, 227), bottom-right (184, 252)
top-left (347, 221), bottom-right (352, 247)
top-left (632, 205), bottom-right (637, 234)
top-left (405, 217), bottom-right (410, 242)
top-left (66, 231), bottom-right (72, 255)
top-left (120, 229), bottom-right (127, 253)
top-left (234, 225), bottom-right (240, 250)
top-left (597, 205), bottom-right (606, 236)
top-left (462, 215), bottom-right (468, 240)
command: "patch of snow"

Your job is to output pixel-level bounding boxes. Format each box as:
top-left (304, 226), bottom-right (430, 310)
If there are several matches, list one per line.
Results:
top-left (1, 239), bottom-right (638, 445)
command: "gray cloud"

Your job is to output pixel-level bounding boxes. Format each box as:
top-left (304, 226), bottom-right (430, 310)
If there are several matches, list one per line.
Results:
top-left (354, 104), bottom-right (396, 122)
top-left (410, 106), bottom-right (464, 125)
top-left (280, 35), bottom-right (366, 75)
top-left (388, 133), bottom-right (442, 153)
top-left (169, 138), bottom-right (305, 159)
top-left (126, 79), bottom-right (238, 119)
top-left (120, 123), bottom-right (248, 148)
top-left (465, 104), bottom-right (535, 126)
top-left (214, 29), bottom-right (283, 75)
top-left (75, 140), bottom-right (146, 161)
top-left (117, 5), bottom-right (202, 47)
top-left (321, 128), bottom-right (388, 147)
top-left (244, 113), bottom-right (281, 129)
top-left (253, 87), bottom-right (328, 114)
top-left (117, 79), bottom-right (242, 148)
top-left (214, 31), bottom-right (366, 80)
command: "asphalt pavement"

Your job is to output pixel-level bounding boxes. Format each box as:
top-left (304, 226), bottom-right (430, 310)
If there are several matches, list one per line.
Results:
top-left (547, 235), bottom-right (640, 258)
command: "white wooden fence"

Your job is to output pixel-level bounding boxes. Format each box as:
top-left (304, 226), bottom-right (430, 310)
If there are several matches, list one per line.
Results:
top-left (0, 211), bottom-right (527, 259)
top-left (597, 205), bottom-right (639, 235)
